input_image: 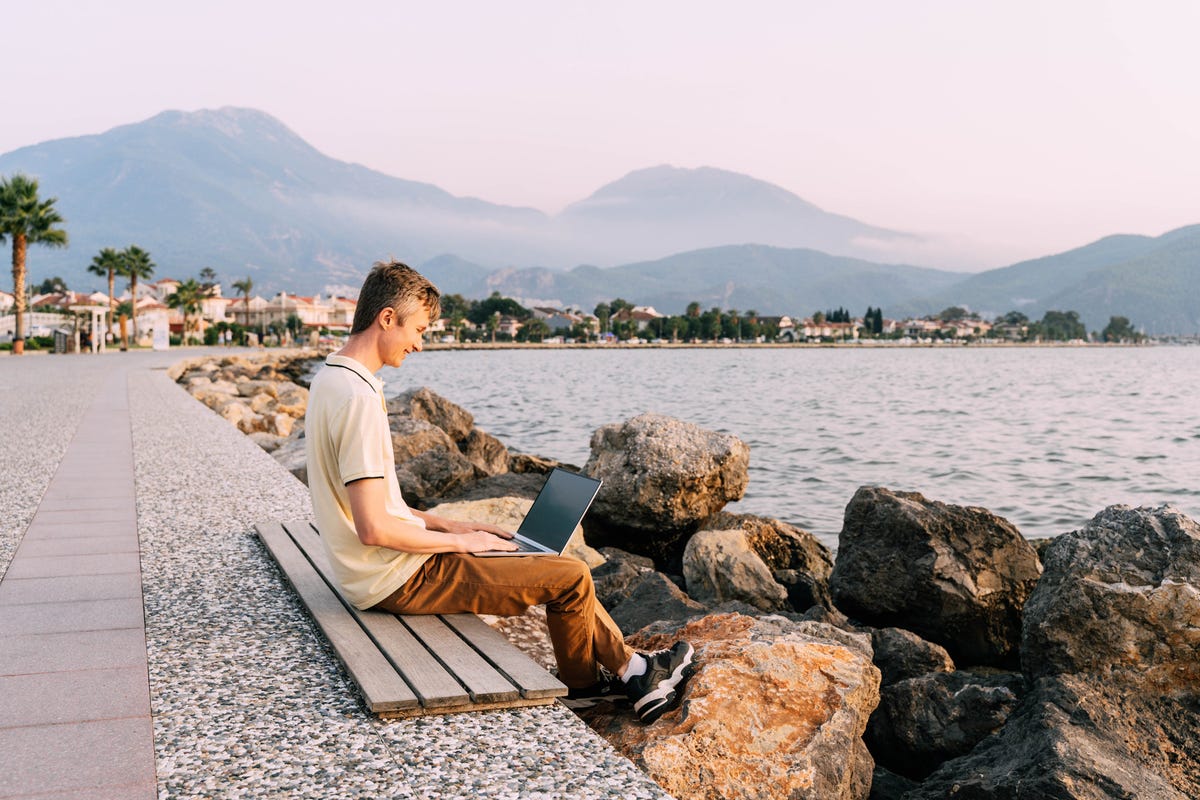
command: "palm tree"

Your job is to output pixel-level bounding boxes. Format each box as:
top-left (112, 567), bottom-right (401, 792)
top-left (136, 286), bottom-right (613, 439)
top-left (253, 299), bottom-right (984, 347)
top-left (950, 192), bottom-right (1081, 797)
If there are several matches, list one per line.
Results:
top-left (198, 266), bottom-right (217, 295)
top-left (118, 245), bottom-right (155, 342)
top-left (0, 174), bottom-right (68, 355)
top-left (86, 247), bottom-right (121, 339)
top-left (166, 278), bottom-right (204, 344)
top-left (232, 277), bottom-right (253, 330)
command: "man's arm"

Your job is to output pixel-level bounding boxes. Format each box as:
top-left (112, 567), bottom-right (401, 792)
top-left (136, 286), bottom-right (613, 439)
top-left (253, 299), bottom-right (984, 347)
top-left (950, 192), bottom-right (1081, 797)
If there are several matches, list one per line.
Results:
top-left (346, 477), bottom-right (517, 554)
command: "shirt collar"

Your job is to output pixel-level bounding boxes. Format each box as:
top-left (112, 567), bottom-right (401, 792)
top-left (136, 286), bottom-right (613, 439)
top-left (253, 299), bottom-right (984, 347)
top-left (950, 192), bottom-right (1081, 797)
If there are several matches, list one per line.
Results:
top-left (324, 353), bottom-right (385, 395)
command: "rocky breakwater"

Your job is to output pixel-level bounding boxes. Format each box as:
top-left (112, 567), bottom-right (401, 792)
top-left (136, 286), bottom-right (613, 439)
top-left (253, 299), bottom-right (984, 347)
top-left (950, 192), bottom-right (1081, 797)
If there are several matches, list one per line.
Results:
top-left (171, 351), bottom-right (317, 447)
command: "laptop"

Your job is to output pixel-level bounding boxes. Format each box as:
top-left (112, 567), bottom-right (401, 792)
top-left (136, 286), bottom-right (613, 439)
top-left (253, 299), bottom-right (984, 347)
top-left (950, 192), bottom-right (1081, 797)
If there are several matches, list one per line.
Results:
top-left (472, 468), bottom-right (602, 557)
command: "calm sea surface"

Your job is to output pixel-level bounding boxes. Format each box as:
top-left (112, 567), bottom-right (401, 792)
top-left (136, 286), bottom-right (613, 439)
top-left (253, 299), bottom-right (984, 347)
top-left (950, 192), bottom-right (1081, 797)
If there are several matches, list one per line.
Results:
top-left (379, 346), bottom-right (1200, 548)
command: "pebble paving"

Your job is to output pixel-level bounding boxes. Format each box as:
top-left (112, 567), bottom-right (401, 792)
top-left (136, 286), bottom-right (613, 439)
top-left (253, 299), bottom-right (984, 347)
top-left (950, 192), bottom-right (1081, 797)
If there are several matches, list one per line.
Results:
top-left (126, 360), bottom-right (668, 798)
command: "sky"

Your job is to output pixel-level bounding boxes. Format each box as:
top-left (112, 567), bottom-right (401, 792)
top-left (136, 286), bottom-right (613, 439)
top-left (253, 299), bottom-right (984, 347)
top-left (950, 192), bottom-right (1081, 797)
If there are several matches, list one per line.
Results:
top-left (5, 0), bottom-right (1199, 270)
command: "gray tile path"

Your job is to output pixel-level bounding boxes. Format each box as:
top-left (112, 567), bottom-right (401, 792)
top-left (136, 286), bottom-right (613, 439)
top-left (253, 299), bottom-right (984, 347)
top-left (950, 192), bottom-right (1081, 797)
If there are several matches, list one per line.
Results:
top-left (0, 363), bottom-right (155, 799)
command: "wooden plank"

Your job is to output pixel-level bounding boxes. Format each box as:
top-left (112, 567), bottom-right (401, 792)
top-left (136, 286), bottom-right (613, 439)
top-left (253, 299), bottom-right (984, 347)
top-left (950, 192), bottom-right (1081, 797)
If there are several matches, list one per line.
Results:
top-left (283, 522), bottom-right (470, 709)
top-left (376, 695), bottom-right (558, 720)
top-left (400, 615), bottom-right (521, 704)
top-left (442, 614), bottom-right (567, 699)
top-left (254, 522), bottom-right (419, 713)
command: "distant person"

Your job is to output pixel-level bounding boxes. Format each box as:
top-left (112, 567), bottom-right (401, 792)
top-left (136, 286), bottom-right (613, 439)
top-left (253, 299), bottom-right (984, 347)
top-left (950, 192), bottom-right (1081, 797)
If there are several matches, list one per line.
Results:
top-left (304, 260), bottom-right (694, 722)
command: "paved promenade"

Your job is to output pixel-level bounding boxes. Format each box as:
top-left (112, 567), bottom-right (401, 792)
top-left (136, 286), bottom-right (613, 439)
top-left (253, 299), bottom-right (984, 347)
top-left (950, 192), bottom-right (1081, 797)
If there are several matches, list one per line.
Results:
top-left (0, 350), bottom-right (665, 800)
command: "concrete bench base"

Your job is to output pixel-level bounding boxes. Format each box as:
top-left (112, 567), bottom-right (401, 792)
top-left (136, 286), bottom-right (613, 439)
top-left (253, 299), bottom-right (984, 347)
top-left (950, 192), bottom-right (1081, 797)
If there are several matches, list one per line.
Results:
top-left (255, 521), bottom-right (567, 718)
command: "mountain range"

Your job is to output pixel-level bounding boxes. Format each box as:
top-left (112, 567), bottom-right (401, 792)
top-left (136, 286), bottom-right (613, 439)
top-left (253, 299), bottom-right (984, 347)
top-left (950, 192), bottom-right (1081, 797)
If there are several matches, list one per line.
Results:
top-left (0, 107), bottom-right (1196, 332)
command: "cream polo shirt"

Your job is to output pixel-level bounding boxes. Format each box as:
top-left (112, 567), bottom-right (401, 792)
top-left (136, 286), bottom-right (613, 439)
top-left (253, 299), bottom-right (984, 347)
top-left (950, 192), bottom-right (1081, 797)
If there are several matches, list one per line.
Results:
top-left (305, 354), bottom-right (430, 609)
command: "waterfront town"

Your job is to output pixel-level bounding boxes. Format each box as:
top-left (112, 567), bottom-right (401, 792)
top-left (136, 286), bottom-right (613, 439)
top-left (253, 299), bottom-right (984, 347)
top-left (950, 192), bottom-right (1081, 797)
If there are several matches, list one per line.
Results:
top-left (3, 274), bottom-right (1114, 354)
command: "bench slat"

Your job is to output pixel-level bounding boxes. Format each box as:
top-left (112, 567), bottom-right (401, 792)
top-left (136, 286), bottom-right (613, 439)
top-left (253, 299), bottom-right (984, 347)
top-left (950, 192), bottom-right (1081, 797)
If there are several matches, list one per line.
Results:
top-left (255, 522), bottom-right (419, 713)
top-left (400, 615), bottom-right (522, 704)
top-left (283, 522), bottom-right (471, 708)
top-left (442, 613), bottom-right (566, 699)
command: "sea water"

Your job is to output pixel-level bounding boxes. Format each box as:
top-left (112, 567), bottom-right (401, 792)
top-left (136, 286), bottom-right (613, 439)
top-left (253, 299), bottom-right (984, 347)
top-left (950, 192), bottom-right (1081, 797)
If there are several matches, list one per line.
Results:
top-left (380, 346), bottom-right (1200, 548)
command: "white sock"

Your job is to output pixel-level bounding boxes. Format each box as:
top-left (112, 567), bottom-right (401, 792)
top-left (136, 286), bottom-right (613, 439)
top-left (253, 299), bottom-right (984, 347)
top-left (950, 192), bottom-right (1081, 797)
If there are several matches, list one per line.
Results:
top-left (620, 653), bottom-right (647, 682)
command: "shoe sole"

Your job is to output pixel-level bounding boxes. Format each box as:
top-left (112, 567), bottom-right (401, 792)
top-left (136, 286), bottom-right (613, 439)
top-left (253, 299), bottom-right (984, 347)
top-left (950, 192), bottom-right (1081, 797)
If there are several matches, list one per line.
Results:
top-left (634, 643), bottom-right (697, 723)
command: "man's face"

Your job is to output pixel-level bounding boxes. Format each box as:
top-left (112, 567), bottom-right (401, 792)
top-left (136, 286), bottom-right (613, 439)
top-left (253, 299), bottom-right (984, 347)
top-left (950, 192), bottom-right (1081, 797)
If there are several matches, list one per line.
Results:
top-left (381, 305), bottom-right (430, 368)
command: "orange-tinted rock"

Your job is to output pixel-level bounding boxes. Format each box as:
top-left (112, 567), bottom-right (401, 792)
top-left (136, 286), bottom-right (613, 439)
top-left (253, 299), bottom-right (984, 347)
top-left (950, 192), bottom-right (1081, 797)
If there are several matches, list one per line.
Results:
top-left (580, 613), bottom-right (880, 800)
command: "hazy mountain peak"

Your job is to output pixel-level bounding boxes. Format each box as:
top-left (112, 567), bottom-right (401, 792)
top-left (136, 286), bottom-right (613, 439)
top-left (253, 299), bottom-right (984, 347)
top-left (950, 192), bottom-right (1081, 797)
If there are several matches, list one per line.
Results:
top-left (571, 164), bottom-right (821, 213)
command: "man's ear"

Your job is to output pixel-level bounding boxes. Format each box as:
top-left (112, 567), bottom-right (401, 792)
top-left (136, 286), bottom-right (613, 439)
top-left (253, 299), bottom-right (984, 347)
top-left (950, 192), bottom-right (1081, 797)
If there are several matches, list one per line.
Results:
top-left (378, 307), bottom-right (395, 328)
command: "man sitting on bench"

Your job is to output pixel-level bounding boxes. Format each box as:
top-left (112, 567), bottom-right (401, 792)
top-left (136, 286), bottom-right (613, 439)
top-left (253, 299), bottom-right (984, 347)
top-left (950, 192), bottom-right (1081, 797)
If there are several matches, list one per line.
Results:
top-left (304, 260), bottom-right (694, 723)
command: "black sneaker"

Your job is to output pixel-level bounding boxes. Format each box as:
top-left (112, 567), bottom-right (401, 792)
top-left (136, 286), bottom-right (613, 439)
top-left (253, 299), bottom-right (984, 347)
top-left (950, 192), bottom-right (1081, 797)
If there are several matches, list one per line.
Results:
top-left (625, 641), bottom-right (696, 724)
top-left (561, 668), bottom-right (627, 710)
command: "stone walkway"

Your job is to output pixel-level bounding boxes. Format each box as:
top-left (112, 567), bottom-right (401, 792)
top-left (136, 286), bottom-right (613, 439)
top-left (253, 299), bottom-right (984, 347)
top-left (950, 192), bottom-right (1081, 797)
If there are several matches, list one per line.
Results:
top-left (0, 350), bottom-right (666, 800)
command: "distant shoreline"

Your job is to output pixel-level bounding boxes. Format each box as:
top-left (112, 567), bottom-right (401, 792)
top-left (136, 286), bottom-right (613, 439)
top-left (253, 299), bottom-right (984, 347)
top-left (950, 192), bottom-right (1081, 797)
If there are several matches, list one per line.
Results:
top-left (419, 340), bottom-right (1164, 352)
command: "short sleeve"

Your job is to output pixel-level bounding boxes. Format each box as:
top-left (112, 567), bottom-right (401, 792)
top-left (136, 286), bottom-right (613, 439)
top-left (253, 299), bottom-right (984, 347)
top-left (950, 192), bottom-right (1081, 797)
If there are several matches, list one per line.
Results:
top-left (331, 394), bottom-right (390, 485)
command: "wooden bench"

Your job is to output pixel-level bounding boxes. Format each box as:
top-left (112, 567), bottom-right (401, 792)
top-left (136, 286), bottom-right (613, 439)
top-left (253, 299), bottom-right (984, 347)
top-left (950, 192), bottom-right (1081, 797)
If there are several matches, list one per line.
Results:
top-left (255, 520), bottom-right (567, 718)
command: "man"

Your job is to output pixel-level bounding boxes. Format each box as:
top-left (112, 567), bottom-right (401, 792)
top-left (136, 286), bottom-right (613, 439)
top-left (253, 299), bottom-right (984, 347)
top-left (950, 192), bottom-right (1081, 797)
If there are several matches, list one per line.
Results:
top-left (305, 260), bottom-right (694, 723)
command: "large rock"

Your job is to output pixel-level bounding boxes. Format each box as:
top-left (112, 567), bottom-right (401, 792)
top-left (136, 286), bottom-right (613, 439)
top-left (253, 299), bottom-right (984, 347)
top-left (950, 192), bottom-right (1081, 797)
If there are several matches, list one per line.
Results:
top-left (437, 472), bottom-right (547, 504)
top-left (908, 505), bottom-right (1200, 799)
top-left (1022, 503), bottom-right (1200, 687)
top-left (830, 487), bottom-right (1042, 668)
top-left (591, 547), bottom-right (657, 609)
top-left (273, 434), bottom-right (308, 484)
top-left (865, 670), bottom-right (1026, 780)
top-left (578, 613), bottom-right (880, 800)
top-left (700, 511), bottom-right (834, 611)
top-left (582, 413), bottom-right (750, 566)
top-left (868, 627), bottom-right (955, 687)
top-left (459, 427), bottom-right (509, 476)
top-left (608, 572), bottom-right (707, 634)
top-left (702, 510), bottom-right (833, 578)
top-left (909, 674), bottom-right (1199, 800)
top-left (390, 417), bottom-right (478, 505)
top-left (387, 386), bottom-right (474, 442)
top-left (682, 528), bottom-right (788, 612)
top-left (427, 496), bottom-right (602, 568)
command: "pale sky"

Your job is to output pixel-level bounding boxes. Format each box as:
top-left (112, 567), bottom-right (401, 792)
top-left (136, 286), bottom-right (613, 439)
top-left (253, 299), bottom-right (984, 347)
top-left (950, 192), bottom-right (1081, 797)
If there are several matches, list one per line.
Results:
top-left (5, 0), bottom-right (1198, 270)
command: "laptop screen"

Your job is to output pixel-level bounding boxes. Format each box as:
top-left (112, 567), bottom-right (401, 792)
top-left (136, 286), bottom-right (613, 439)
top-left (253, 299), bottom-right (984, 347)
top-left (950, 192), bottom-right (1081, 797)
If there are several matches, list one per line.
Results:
top-left (517, 468), bottom-right (602, 552)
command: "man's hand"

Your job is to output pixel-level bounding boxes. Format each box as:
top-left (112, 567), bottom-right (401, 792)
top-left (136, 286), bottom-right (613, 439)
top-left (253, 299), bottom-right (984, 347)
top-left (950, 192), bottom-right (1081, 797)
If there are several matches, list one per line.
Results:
top-left (422, 513), bottom-right (514, 540)
top-left (455, 530), bottom-right (519, 553)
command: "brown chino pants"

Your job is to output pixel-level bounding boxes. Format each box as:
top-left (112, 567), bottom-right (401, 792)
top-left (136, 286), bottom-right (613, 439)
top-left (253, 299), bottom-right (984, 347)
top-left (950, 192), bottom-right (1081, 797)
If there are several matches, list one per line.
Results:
top-left (372, 554), bottom-right (634, 688)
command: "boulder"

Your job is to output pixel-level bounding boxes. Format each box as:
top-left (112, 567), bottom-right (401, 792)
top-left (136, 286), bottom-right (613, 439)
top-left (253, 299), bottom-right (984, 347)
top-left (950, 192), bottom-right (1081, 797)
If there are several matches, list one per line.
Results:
top-left (865, 670), bottom-right (1026, 780)
top-left (387, 386), bottom-right (473, 442)
top-left (266, 412), bottom-right (294, 438)
top-left (218, 400), bottom-right (262, 434)
top-left (427, 495), bottom-right (602, 568)
top-left (608, 572), bottom-right (707, 634)
top-left (682, 528), bottom-right (788, 612)
top-left (1022, 504), bottom-right (1200, 687)
top-left (702, 510), bottom-right (833, 578)
top-left (390, 417), bottom-right (461, 462)
top-left (908, 505), bottom-right (1200, 799)
top-left (437, 472), bottom-right (547, 504)
top-left (237, 379), bottom-right (279, 398)
top-left (206, 379), bottom-right (240, 395)
top-left (582, 413), bottom-right (750, 566)
top-left (909, 674), bottom-right (1198, 800)
top-left (249, 393), bottom-right (276, 415)
top-left (509, 452), bottom-right (571, 474)
top-left (591, 547), bottom-right (657, 609)
top-left (248, 432), bottom-right (285, 452)
top-left (578, 613), bottom-right (880, 800)
top-left (830, 487), bottom-right (1042, 668)
top-left (459, 427), bottom-right (509, 476)
top-left (274, 385), bottom-right (309, 417)
top-left (868, 627), bottom-right (955, 687)
top-left (273, 435), bottom-right (308, 484)
top-left (867, 767), bottom-right (919, 800)
top-left (395, 450), bottom-right (478, 508)
top-left (773, 568), bottom-right (833, 612)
